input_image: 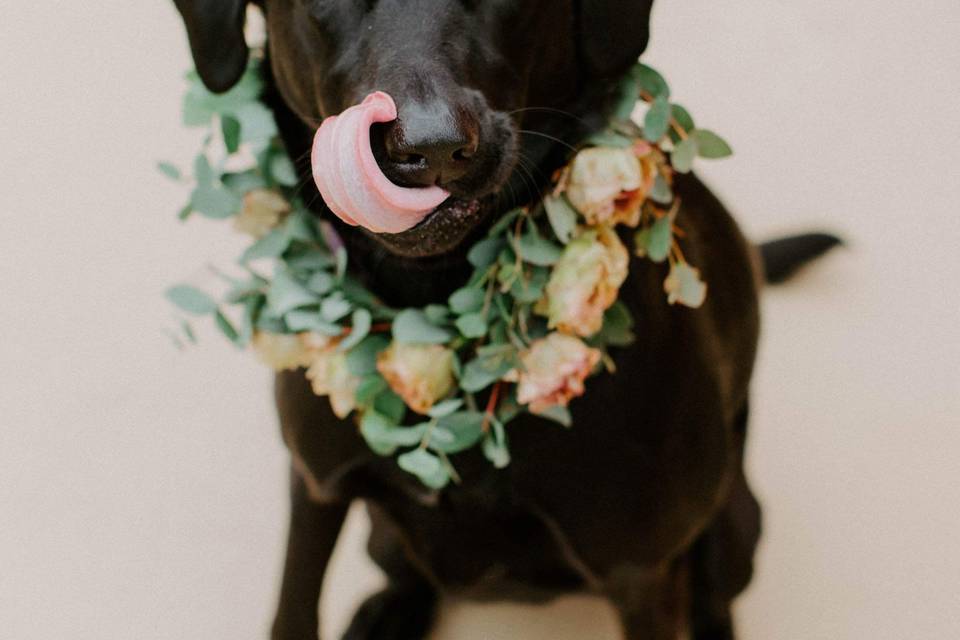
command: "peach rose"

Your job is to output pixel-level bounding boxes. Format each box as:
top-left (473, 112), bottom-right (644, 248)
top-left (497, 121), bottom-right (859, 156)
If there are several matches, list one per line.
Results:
top-left (565, 145), bottom-right (657, 227)
top-left (233, 189), bottom-right (290, 238)
top-left (376, 343), bottom-right (455, 414)
top-left (540, 225), bottom-right (629, 337)
top-left (506, 333), bottom-right (601, 415)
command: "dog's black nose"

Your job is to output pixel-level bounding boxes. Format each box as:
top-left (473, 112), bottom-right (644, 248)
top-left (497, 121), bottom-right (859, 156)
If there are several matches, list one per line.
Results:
top-left (380, 100), bottom-right (480, 189)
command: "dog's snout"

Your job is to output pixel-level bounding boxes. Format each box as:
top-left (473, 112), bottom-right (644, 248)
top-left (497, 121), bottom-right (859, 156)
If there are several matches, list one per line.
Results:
top-left (380, 100), bottom-right (481, 189)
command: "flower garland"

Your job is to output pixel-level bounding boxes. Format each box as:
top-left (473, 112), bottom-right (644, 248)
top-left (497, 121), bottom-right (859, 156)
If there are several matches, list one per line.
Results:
top-left (163, 55), bottom-right (731, 488)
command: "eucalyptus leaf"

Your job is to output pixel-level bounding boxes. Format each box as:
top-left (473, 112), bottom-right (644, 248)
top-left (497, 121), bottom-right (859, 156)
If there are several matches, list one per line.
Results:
top-left (691, 129), bottom-right (733, 159)
top-left (467, 237), bottom-right (505, 268)
top-left (267, 270), bottom-right (319, 316)
top-left (191, 184), bottom-right (241, 219)
top-left (166, 285), bottom-right (217, 315)
top-left (586, 129), bottom-right (634, 149)
top-left (448, 287), bottom-right (485, 314)
top-left (669, 103), bottom-right (695, 142)
top-left (482, 433), bottom-right (511, 469)
top-left (599, 300), bottom-right (636, 347)
top-left (359, 412), bottom-right (413, 456)
top-left (346, 334), bottom-right (390, 376)
top-left (269, 153), bottom-right (298, 186)
top-left (221, 115), bottom-right (241, 153)
top-left (241, 226), bottom-right (290, 262)
top-left (193, 154), bottom-right (214, 186)
top-left (646, 215), bottom-right (673, 263)
top-left (455, 312), bottom-right (488, 339)
top-left (397, 449), bottom-right (450, 489)
top-left (612, 75), bottom-right (640, 121)
top-left (320, 293), bottom-right (352, 322)
top-left (543, 194), bottom-right (578, 244)
top-left (222, 170), bottom-right (267, 195)
top-left (671, 138), bottom-right (697, 174)
top-left (516, 231), bottom-right (562, 266)
top-left (427, 398), bottom-right (464, 418)
top-left (486, 208), bottom-right (523, 238)
top-left (157, 161), bottom-right (181, 181)
top-left (392, 309), bottom-right (453, 344)
top-left (643, 96), bottom-right (671, 142)
top-left (355, 374), bottom-right (389, 407)
top-left (633, 63), bottom-right (670, 100)
top-left (233, 101), bottom-right (278, 151)
top-left (510, 266), bottom-right (549, 304)
top-left (429, 411), bottom-right (485, 454)
top-left (459, 345), bottom-right (519, 393)
top-left (339, 308), bottom-right (372, 351)
top-left (304, 271), bottom-right (335, 295)
top-left (284, 309), bottom-right (342, 335)
top-left (214, 309), bottom-right (240, 344)
top-left (373, 390), bottom-right (406, 424)
top-left (650, 173), bottom-right (673, 205)
top-left (424, 304), bottom-right (450, 324)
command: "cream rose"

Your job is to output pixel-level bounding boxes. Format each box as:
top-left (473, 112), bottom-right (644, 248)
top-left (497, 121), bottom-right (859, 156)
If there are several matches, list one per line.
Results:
top-left (540, 225), bottom-right (629, 337)
top-left (376, 343), bottom-right (456, 414)
top-left (506, 333), bottom-right (601, 415)
top-left (233, 189), bottom-right (291, 238)
top-left (565, 145), bottom-right (656, 227)
top-left (663, 261), bottom-right (708, 308)
top-left (251, 332), bottom-right (319, 371)
top-left (305, 348), bottom-right (359, 419)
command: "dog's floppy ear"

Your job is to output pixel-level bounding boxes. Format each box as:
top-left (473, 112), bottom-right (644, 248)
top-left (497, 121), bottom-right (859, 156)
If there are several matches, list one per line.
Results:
top-left (579, 0), bottom-right (654, 78)
top-left (173, 0), bottom-right (249, 93)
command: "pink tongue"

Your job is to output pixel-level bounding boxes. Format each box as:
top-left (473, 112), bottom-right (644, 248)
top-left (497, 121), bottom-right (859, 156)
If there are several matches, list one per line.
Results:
top-left (311, 92), bottom-right (450, 234)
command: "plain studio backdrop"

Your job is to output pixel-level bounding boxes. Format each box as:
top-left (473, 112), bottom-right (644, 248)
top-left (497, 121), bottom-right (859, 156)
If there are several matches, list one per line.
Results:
top-left (1, 2), bottom-right (958, 638)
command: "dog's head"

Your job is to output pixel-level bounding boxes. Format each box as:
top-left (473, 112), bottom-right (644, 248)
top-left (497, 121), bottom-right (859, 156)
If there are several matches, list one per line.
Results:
top-left (173, 0), bottom-right (654, 257)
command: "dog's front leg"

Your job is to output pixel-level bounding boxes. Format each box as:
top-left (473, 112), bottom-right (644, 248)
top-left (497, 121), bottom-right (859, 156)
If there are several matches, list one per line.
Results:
top-left (609, 561), bottom-right (690, 640)
top-left (271, 469), bottom-right (349, 640)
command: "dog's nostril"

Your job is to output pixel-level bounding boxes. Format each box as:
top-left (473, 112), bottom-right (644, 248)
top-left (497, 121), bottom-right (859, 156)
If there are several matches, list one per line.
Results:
top-left (396, 152), bottom-right (425, 165)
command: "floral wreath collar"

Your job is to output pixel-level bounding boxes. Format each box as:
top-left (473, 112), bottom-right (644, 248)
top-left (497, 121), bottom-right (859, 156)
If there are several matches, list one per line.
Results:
top-left (163, 54), bottom-right (732, 489)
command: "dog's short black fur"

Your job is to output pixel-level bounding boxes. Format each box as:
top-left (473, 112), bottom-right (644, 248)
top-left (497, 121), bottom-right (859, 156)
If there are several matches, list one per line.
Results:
top-left (172, 2), bottom-right (838, 638)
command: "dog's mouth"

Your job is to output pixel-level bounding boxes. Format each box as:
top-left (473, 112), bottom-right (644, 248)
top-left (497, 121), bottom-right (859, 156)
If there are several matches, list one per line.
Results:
top-left (310, 92), bottom-right (518, 258)
top-left (370, 196), bottom-right (487, 257)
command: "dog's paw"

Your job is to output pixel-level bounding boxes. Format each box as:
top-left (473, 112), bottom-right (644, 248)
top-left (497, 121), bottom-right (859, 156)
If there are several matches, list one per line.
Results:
top-left (341, 583), bottom-right (437, 640)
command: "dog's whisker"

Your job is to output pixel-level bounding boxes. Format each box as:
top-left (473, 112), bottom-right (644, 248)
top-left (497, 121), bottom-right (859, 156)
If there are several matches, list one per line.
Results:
top-left (508, 106), bottom-right (592, 129)
top-left (517, 129), bottom-right (578, 153)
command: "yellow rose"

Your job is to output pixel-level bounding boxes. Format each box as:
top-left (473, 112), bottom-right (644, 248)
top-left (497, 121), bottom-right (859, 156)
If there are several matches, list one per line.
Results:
top-left (541, 225), bottom-right (629, 337)
top-left (565, 146), bottom-right (656, 227)
top-left (251, 332), bottom-right (319, 371)
top-left (506, 333), bottom-right (601, 415)
top-left (376, 343), bottom-right (455, 414)
top-left (305, 348), bottom-right (359, 419)
top-left (233, 189), bottom-right (290, 238)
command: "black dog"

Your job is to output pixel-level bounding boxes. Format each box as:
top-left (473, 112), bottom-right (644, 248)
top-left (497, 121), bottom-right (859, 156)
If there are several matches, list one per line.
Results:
top-left (172, 1), bottom-right (838, 638)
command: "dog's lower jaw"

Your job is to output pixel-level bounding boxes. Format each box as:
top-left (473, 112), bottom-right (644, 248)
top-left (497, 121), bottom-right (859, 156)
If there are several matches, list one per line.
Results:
top-left (364, 197), bottom-right (489, 258)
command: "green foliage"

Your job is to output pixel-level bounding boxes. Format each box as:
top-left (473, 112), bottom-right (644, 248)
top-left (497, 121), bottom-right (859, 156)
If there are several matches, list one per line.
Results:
top-left (643, 96), bottom-right (672, 142)
top-left (166, 285), bottom-right (217, 315)
top-left (392, 309), bottom-right (453, 344)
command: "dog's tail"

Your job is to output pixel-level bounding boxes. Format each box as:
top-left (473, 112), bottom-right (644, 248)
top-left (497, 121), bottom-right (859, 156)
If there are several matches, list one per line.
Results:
top-left (759, 233), bottom-right (843, 284)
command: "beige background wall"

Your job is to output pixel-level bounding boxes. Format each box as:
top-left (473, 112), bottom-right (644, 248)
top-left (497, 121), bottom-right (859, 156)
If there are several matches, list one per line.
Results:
top-left (1, 1), bottom-right (958, 638)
